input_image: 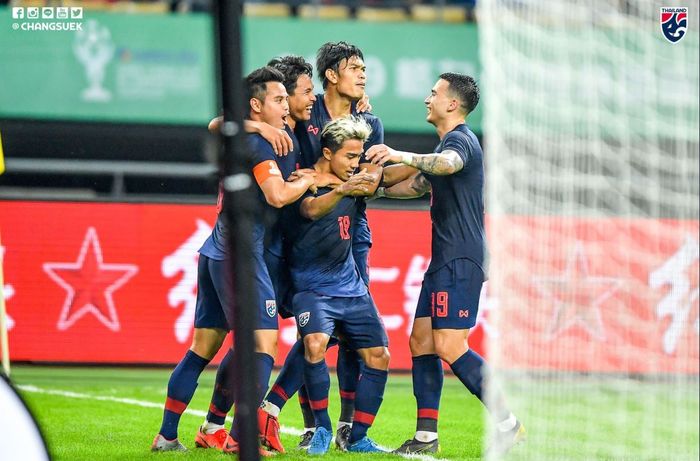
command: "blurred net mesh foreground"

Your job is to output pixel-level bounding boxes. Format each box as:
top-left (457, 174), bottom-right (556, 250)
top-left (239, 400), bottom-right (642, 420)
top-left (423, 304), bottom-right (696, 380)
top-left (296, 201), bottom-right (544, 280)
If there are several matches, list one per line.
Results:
top-left (478, 1), bottom-right (699, 460)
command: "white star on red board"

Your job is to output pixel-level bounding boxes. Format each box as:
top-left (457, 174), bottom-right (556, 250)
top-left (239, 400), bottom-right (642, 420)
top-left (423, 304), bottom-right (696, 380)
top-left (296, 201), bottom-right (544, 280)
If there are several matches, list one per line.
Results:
top-left (533, 242), bottom-right (622, 341)
top-left (43, 228), bottom-right (138, 331)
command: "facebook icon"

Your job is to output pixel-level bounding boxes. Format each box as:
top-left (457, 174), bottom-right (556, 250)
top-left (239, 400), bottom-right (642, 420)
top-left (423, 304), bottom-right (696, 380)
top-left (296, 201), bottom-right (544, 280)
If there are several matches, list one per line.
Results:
top-left (12, 7), bottom-right (24, 19)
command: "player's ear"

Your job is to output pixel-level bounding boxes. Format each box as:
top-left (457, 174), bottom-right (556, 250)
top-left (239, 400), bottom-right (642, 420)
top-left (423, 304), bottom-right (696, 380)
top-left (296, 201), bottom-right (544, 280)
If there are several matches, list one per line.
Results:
top-left (325, 68), bottom-right (338, 86)
top-left (447, 98), bottom-right (459, 113)
top-left (322, 147), bottom-right (333, 161)
top-left (250, 97), bottom-right (262, 114)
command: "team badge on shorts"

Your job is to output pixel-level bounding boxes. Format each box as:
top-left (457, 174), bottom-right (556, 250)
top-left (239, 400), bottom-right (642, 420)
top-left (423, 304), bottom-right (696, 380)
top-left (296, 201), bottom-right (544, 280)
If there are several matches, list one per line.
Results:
top-left (298, 311), bottom-right (310, 327)
top-left (265, 300), bottom-right (277, 318)
top-left (660, 7), bottom-right (688, 43)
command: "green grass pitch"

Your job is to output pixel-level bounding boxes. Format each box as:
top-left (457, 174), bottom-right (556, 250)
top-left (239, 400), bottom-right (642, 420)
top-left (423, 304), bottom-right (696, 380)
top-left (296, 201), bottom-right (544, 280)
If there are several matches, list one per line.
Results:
top-left (11, 365), bottom-right (700, 461)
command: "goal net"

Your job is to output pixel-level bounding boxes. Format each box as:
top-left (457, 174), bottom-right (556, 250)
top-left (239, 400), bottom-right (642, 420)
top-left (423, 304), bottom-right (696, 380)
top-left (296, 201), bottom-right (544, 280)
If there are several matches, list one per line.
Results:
top-left (477, 1), bottom-right (699, 459)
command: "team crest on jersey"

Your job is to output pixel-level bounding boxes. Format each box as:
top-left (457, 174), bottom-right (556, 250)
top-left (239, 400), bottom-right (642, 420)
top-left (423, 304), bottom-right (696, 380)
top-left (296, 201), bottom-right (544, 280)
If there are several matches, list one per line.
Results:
top-left (298, 311), bottom-right (310, 327)
top-left (660, 7), bottom-right (688, 43)
top-left (307, 125), bottom-right (319, 136)
top-left (265, 300), bottom-right (277, 318)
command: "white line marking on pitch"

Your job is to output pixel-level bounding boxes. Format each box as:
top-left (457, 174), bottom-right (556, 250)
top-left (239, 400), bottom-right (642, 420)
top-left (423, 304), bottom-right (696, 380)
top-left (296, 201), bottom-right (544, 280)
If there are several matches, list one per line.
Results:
top-left (18, 384), bottom-right (442, 460)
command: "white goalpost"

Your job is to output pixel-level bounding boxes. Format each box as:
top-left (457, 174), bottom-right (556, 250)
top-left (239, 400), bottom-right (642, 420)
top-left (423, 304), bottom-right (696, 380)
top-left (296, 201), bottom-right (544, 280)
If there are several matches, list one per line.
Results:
top-left (0, 232), bottom-right (11, 377)
top-left (478, 1), bottom-right (698, 459)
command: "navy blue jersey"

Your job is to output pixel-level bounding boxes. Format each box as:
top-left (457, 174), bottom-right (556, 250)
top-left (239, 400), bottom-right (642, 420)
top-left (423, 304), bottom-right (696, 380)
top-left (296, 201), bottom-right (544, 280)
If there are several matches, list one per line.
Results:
top-left (425, 124), bottom-right (488, 276)
top-left (199, 213), bottom-right (228, 261)
top-left (266, 125), bottom-right (302, 257)
top-left (200, 132), bottom-right (298, 260)
top-left (294, 96), bottom-right (384, 247)
top-left (282, 187), bottom-right (367, 297)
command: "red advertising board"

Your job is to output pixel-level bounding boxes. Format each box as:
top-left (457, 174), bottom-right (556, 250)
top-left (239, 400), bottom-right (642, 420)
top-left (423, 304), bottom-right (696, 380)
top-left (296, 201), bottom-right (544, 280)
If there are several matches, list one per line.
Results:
top-left (0, 201), bottom-right (697, 374)
top-left (488, 216), bottom-right (699, 374)
top-left (0, 201), bottom-right (451, 368)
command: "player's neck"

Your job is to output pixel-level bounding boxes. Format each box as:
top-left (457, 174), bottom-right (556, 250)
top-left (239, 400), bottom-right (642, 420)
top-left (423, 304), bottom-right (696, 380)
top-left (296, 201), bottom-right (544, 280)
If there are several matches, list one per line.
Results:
top-left (436, 117), bottom-right (465, 139)
top-left (286, 117), bottom-right (297, 130)
top-left (323, 91), bottom-right (353, 120)
top-left (314, 158), bottom-right (332, 174)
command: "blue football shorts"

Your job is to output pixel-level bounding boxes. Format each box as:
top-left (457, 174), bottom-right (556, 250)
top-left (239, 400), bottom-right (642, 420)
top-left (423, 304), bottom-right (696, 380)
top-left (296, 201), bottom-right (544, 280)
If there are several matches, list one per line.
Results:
top-left (415, 258), bottom-right (484, 329)
top-left (194, 252), bottom-right (278, 331)
top-left (264, 250), bottom-right (294, 319)
top-left (292, 291), bottom-right (388, 350)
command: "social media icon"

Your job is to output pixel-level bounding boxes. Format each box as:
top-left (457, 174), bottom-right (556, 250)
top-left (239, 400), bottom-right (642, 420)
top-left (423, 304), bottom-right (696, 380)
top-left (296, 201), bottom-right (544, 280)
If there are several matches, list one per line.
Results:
top-left (70, 7), bottom-right (83, 19)
top-left (27, 7), bottom-right (39, 19)
top-left (56, 7), bottom-right (69, 19)
top-left (41, 7), bottom-right (53, 18)
top-left (12, 7), bottom-right (24, 19)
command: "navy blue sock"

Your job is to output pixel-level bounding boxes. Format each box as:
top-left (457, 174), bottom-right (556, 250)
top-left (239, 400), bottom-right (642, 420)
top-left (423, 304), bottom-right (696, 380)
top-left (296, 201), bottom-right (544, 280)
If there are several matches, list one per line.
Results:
top-left (159, 350), bottom-right (210, 440)
top-left (303, 359), bottom-right (332, 431)
top-left (450, 349), bottom-right (510, 421)
top-left (349, 367), bottom-right (388, 443)
top-left (231, 352), bottom-right (275, 441)
top-left (336, 342), bottom-right (361, 424)
top-left (412, 354), bottom-right (443, 434)
top-left (266, 340), bottom-right (305, 410)
top-left (298, 385), bottom-right (315, 429)
top-left (206, 348), bottom-right (235, 426)
top-left (256, 352), bottom-right (275, 403)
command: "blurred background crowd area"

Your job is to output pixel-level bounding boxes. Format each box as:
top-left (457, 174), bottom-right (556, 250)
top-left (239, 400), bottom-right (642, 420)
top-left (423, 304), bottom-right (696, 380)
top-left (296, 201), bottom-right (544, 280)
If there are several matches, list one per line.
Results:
top-left (1, 0), bottom-right (481, 204)
top-left (2, 0), bottom-right (477, 22)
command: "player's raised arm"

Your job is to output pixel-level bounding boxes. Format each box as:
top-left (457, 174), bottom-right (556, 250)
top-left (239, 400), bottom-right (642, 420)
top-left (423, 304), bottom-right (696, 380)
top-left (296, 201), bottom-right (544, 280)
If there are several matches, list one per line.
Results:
top-left (301, 169), bottom-right (374, 220)
top-left (246, 120), bottom-right (294, 156)
top-left (356, 161), bottom-right (382, 194)
top-left (381, 163), bottom-right (419, 187)
top-left (254, 160), bottom-right (315, 209)
top-left (208, 115), bottom-right (293, 156)
top-left (365, 144), bottom-right (464, 176)
top-left (377, 171), bottom-right (431, 199)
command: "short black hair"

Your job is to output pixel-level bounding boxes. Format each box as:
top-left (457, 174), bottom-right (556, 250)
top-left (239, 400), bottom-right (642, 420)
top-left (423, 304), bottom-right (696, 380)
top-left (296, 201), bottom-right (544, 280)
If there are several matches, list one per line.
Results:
top-left (439, 72), bottom-right (479, 115)
top-left (316, 41), bottom-right (364, 90)
top-left (245, 66), bottom-right (285, 103)
top-left (267, 55), bottom-right (313, 95)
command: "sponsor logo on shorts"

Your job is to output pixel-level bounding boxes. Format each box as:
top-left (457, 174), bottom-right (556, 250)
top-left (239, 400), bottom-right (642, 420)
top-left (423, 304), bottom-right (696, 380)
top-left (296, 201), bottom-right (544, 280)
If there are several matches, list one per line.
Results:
top-left (265, 300), bottom-right (277, 318)
top-left (298, 311), bottom-right (310, 327)
top-left (459, 309), bottom-right (470, 318)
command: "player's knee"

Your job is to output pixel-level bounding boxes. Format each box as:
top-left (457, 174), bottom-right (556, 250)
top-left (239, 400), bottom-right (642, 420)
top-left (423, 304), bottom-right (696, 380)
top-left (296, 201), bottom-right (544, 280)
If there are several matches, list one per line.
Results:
top-left (303, 335), bottom-right (328, 362)
top-left (363, 347), bottom-right (390, 370)
top-left (255, 331), bottom-right (278, 359)
top-left (255, 339), bottom-right (277, 359)
top-left (190, 328), bottom-right (227, 360)
top-left (409, 331), bottom-right (433, 356)
top-left (255, 342), bottom-right (277, 359)
top-left (434, 337), bottom-right (468, 364)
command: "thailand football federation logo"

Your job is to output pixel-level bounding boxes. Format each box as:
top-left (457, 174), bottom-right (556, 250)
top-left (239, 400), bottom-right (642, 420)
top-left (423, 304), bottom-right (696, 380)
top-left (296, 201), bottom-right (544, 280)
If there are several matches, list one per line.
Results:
top-left (298, 311), bottom-right (310, 327)
top-left (265, 300), bottom-right (277, 318)
top-left (660, 7), bottom-right (688, 44)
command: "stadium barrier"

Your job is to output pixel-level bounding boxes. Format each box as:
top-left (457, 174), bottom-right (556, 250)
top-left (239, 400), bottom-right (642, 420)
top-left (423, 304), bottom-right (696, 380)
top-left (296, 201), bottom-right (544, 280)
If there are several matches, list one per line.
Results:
top-left (0, 200), bottom-right (696, 373)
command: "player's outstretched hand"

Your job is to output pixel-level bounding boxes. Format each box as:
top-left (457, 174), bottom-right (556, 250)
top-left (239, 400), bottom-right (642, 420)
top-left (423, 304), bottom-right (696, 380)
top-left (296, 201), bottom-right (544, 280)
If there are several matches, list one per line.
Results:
top-left (259, 123), bottom-right (293, 156)
top-left (290, 168), bottom-right (317, 194)
top-left (288, 168), bottom-right (316, 181)
top-left (339, 168), bottom-right (375, 196)
top-left (356, 94), bottom-right (372, 113)
top-left (208, 116), bottom-right (293, 157)
top-left (365, 144), bottom-right (401, 166)
top-left (313, 172), bottom-right (343, 190)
